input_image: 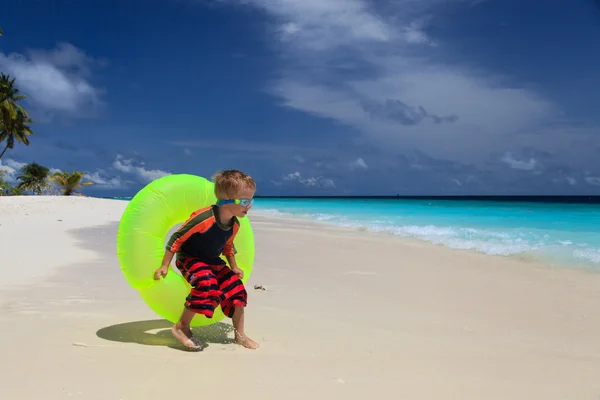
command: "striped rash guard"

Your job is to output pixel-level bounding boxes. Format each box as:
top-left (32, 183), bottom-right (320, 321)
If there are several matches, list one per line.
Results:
top-left (166, 205), bottom-right (239, 265)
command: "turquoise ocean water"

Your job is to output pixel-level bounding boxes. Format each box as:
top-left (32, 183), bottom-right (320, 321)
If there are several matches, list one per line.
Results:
top-left (113, 196), bottom-right (600, 271)
top-left (250, 198), bottom-right (600, 271)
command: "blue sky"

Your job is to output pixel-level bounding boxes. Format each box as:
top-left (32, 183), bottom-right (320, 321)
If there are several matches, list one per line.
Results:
top-left (1, 0), bottom-right (599, 196)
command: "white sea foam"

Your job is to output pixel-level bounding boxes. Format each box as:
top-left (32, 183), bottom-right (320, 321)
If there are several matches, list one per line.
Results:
top-left (574, 248), bottom-right (600, 264)
top-left (253, 206), bottom-right (600, 270)
top-left (253, 208), bottom-right (285, 216)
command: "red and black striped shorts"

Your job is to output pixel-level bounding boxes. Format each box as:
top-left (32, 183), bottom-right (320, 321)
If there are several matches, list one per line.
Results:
top-left (175, 257), bottom-right (248, 318)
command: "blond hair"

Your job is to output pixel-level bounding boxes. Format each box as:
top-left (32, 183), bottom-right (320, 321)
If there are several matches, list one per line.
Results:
top-left (212, 169), bottom-right (256, 199)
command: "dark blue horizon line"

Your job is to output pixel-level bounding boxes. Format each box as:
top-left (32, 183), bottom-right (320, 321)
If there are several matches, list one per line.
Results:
top-left (105, 195), bottom-right (600, 204)
top-left (254, 195), bottom-right (600, 203)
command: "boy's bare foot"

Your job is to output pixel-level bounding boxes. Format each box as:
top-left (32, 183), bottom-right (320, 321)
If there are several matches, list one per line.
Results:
top-left (235, 333), bottom-right (259, 350)
top-left (172, 324), bottom-right (202, 350)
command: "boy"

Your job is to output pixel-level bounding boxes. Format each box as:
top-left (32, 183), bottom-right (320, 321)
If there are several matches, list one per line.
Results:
top-left (153, 169), bottom-right (259, 350)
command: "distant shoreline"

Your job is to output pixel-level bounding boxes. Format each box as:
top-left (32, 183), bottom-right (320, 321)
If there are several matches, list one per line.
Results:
top-left (253, 195), bottom-right (600, 203)
top-left (106, 195), bottom-right (600, 204)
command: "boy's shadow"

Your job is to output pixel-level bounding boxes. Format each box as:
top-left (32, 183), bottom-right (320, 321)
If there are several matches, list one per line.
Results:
top-left (96, 319), bottom-right (234, 352)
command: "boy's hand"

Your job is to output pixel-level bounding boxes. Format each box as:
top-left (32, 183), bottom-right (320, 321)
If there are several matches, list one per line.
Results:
top-left (231, 266), bottom-right (244, 279)
top-left (154, 265), bottom-right (169, 280)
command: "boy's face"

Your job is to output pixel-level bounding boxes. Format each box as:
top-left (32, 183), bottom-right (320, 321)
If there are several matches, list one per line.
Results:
top-left (223, 187), bottom-right (255, 218)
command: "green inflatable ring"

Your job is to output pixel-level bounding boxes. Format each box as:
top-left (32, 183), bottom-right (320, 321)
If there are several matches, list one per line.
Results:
top-left (116, 174), bottom-right (255, 327)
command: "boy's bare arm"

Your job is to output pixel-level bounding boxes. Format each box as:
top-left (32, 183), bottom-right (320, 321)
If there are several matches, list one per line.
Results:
top-left (154, 250), bottom-right (175, 279)
top-left (161, 250), bottom-right (175, 267)
top-left (225, 254), bottom-right (244, 278)
top-left (225, 254), bottom-right (237, 269)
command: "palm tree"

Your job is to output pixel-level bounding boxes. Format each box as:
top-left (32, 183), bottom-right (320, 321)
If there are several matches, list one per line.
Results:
top-left (0, 170), bottom-right (22, 196)
top-left (0, 73), bottom-right (29, 122)
top-left (0, 109), bottom-right (33, 160)
top-left (0, 74), bottom-right (32, 159)
top-left (0, 170), bottom-right (8, 195)
top-left (17, 162), bottom-right (50, 195)
top-left (50, 170), bottom-right (94, 196)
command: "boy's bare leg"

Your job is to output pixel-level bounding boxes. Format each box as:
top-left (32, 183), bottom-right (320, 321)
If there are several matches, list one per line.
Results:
top-left (172, 308), bottom-right (202, 349)
top-left (232, 305), bottom-right (259, 349)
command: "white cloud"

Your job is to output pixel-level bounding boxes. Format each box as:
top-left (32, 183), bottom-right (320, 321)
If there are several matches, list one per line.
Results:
top-left (501, 152), bottom-right (537, 171)
top-left (80, 154), bottom-right (172, 190)
top-left (282, 171), bottom-right (336, 188)
top-left (1, 155), bottom-right (172, 191)
top-left (0, 159), bottom-right (26, 182)
top-left (552, 176), bottom-right (577, 186)
top-left (0, 158), bottom-right (120, 191)
top-left (585, 176), bottom-right (600, 186)
top-left (83, 170), bottom-right (123, 189)
top-left (349, 157), bottom-right (368, 171)
top-left (214, 0), bottom-right (583, 169)
top-left (292, 154), bottom-right (305, 164)
top-left (0, 158), bottom-right (62, 181)
top-left (254, 0), bottom-right (393, 50)
top-left (0, 42), bottom-right (104, 118)
top-left (402, 20), bottom-right (436, 46)
top-left (112, 154), bottom-right (172, 183)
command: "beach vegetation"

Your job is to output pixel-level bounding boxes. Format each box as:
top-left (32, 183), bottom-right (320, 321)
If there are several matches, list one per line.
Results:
top-left (0, 170), bottom-right (9, 194)
top-left (0, 170), bottom-right (23, 195)
top-left (0, 73), bottom-right (34, 160)
top-left (16, 162), bottom-right (51, 195)
top-left (50, 170), bottom-right (94, 196)
top-left (1, 164), bottom-right (95, 196)
top-left (1, 30), bottom-right (93, 197)
top-left (0, 108), bottom-right (33, 160)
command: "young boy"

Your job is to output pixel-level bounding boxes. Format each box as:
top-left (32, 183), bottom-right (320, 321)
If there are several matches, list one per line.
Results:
top-left (153, 169), bottom-right (259, 350)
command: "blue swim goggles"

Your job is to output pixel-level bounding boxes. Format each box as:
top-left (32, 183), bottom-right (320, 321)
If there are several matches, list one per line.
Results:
top-left (216, 198), bottom-right (254, 207)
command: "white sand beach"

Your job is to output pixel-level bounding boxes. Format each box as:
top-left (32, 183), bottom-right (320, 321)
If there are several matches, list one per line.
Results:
top-left (1, 196), bottom-right (600, 399)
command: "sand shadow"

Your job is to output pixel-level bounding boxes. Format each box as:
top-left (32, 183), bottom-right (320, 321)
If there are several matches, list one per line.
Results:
top-left (67, 223), bottom-right (236, 352)
top-left (96, 319), bottom-right (235, 352)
